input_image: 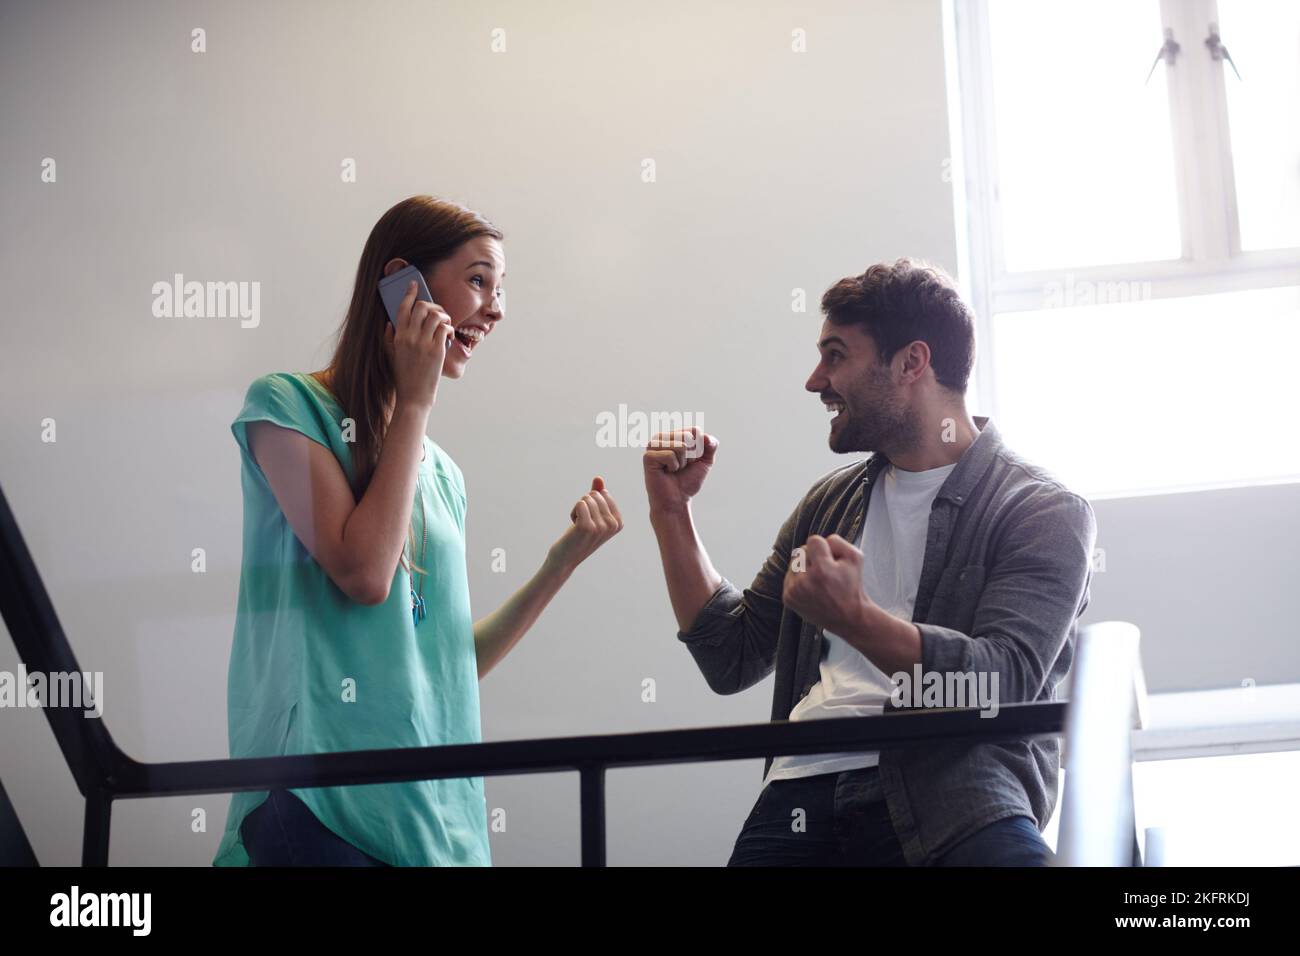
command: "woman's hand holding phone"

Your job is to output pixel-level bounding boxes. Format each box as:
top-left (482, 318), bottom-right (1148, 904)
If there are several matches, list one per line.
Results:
top-left (385, 280), bottom-right (456, 411)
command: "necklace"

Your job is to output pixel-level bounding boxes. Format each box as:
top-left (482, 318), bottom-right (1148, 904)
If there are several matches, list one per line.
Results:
top-left (409, 482), bottom-right (427, 627)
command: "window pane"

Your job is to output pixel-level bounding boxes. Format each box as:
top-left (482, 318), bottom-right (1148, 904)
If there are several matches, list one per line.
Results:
top-left (1135, 751), bottom-right (1300, 866)
top-left (986, 0), bottom-right (1182, 272)
top-left (991, 285), bottom-right (1300, 497)
top-left (1219, 0), bottom-right (1300, 251)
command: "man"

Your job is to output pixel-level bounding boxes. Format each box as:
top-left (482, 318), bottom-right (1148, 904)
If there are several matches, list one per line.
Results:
top-left (643, 258), bottom-right (1097, 866)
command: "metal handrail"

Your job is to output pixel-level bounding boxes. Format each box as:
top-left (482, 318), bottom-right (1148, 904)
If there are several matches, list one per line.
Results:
top-left (1057, 620), bottom-right (1145, 866)
top-left (0, 482), bottom-right (1138, 867)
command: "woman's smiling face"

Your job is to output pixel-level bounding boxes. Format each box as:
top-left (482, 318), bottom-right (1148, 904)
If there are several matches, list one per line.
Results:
top-left (427, 235), bottom-right (506, 380)
top-left (384, 235), bottom-right (506, 381)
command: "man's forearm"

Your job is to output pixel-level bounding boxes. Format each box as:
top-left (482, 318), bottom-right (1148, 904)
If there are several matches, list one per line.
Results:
top-left (845, 600), bottom-right (923, 676)
top-left (649, 504), bottom-right (724, 632)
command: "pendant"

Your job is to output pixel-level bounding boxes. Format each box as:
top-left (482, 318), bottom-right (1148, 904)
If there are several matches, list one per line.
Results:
top-left (410, 589), bottom-right (426, 626)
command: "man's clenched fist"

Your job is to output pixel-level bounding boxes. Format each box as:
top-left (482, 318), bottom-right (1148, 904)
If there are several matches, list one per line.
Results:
top-left (782, 533), bottom-right (871, 637)
top-left (643, 426), bottom-right (719, 514)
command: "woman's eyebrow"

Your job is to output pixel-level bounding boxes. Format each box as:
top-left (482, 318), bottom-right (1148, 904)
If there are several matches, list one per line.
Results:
top-left (465, 260), bottom-right (505, 277)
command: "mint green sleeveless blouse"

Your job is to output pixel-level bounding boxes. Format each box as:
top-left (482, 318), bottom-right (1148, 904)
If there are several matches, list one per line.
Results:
top-left (212, 372), bottom-right (491, 866)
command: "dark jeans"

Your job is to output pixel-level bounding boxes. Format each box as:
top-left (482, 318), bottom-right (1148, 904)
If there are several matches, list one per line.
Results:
top-left (240, 788), bottom-right (390, 867)
top-left (727, 765), bottom-right (1054, 866)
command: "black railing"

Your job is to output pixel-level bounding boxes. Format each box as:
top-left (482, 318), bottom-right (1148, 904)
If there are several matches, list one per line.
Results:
top-left (0, 482), bottom-right (1140, 867)
top-left (92, 703), bottom-right (1073, 866)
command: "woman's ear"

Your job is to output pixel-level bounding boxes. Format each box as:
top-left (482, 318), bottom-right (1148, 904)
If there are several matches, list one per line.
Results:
top-left (381, 257), bottom-right (409, 278)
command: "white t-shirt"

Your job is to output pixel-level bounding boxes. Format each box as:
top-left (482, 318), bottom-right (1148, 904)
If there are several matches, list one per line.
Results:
top-left (763, 460), bottom-right (958, 785)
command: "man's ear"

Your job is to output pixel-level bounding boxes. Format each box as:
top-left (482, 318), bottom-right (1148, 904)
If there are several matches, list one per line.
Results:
top-left (901, 340), bottom-right (932, 383)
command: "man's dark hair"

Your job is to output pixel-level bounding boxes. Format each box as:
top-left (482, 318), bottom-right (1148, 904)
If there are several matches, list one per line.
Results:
top-left (820, 258), bottom-right (975, 395)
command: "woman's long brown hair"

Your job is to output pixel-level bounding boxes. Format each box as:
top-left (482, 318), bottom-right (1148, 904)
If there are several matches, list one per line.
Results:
top-left (315, 195), bottom-right (503, 576)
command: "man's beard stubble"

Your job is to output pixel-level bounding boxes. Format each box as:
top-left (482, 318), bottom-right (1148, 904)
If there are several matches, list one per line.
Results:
top-left (830, 372), bottom-right (921, 458)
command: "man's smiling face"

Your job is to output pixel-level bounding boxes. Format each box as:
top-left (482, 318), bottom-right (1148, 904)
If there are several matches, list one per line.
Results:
top-left (804, 319), bottom-right (920, 455)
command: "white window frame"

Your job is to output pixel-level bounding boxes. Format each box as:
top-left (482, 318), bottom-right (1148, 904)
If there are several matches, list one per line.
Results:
top-left (945, 0), bottom-right (1300, 419)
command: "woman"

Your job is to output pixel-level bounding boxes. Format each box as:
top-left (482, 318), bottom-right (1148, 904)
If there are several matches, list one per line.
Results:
top-left (212, 195), bottom-right (622, 866)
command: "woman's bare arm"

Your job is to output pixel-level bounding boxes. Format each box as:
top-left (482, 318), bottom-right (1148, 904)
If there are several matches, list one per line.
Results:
top-left (248, 400), bottom-right (429, 605)
top-left (472, 477), bottom-right (624, 678)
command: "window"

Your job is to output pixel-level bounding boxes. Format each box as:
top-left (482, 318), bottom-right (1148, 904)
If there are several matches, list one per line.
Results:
top-left (946, 0), bottom-right (1300, 497)
top-left (1043, 752), bottom-right (1300, 865)
top-left (986, 0), bottom-right (1182, 272)
top-left (1133, 751), bottom-right (1300, 866)
top-left (1220, 1), bottom-right (1300, 252)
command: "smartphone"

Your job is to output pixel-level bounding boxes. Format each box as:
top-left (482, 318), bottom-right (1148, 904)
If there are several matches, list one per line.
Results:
top-left (378, 264), bottom-right (434, 329)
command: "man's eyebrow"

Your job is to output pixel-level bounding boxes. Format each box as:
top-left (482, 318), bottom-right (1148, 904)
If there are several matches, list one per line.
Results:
top-left (817, 335), bottom-right (849, 350)
top-left (465, 260), bottom-right (505, 277)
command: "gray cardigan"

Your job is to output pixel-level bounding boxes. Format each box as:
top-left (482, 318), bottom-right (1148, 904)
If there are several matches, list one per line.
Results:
top-left (677, 416), bottom-right (1097, 864)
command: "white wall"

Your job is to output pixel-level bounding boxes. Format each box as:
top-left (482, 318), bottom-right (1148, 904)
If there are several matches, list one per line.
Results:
top-left (1, 0), bottom-right (1290, 867)
top-left (1088, 484), bottom-right (1300, 692)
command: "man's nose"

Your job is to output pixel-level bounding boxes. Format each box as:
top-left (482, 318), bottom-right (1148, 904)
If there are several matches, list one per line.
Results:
top-left (805, 367), bottom-right (826, 393)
